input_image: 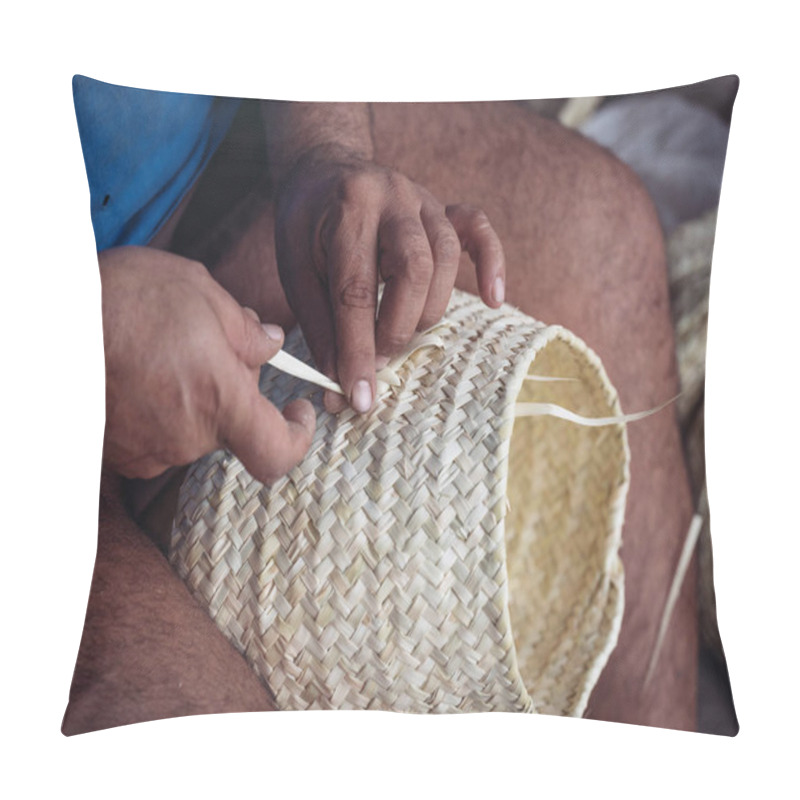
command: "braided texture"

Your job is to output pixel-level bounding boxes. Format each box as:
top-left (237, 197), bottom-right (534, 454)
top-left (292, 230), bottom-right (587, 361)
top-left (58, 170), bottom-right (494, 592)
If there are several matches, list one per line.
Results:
top-left (170, 290), bottom-right (628, 715)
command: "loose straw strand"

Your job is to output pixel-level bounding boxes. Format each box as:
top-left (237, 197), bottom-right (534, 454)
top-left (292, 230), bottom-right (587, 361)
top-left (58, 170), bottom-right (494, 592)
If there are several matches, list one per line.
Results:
top-left (514, 396), bottom-right (678, 426)
top-left (644, 513), bottom-right (704, 689)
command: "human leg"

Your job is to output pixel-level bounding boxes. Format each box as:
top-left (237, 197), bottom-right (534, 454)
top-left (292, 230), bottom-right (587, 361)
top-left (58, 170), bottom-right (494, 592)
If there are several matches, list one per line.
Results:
top-left (62, 471), bottom-right (276, 735)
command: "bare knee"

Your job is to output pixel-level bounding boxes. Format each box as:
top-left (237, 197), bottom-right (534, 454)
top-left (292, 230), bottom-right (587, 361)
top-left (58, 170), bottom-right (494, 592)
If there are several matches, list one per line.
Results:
top-left (571, 141), bottom-right (667, 288)
top-left (562, 141), bottom-right (675, 370)
top-left (511, 120), bottom-right (670, 331)
top-left (482, 112), bottom-right (676, 406)
top-left (476, 113), bottom-right (677, 403)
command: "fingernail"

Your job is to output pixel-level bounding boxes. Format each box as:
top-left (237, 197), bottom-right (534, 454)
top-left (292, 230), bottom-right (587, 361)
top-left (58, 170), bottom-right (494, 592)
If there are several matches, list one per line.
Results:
top-left (351, 380), bottom-right (372, 413)
top-left (262, 324), bottom-right (284, 342)
top-left (375, 355), bottom-right (390, 371)
top-left (492, 277), bottom-right (505, 305)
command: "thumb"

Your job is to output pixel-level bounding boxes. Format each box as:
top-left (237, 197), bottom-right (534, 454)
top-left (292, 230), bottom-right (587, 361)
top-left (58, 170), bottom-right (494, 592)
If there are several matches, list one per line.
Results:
top-left (228, 305), bottom-right (286, 369)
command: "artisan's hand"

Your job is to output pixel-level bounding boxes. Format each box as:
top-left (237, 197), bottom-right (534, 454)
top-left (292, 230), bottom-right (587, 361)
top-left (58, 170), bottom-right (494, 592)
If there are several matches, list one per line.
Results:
top-left (100, 246), bottom-right (315, 483)
top-left (274, 149), bottom-right (506, 413)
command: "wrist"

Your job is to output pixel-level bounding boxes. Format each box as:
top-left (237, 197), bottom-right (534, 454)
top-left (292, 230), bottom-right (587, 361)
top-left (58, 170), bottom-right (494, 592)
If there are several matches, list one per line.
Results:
top-left (274, 143), bottom-right (370, 195)
top-left (262, 101), bottom-right (374, 188)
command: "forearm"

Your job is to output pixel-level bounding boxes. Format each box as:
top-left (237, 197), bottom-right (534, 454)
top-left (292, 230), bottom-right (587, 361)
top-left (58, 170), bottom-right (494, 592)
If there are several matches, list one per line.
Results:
top-left (262, 101), bottom-right (374, 186)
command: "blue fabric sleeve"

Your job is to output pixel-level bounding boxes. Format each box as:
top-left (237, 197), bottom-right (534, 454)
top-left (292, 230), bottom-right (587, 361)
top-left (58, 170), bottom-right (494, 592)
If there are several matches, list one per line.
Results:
top-left (73, 75), bottom-right (240, 251)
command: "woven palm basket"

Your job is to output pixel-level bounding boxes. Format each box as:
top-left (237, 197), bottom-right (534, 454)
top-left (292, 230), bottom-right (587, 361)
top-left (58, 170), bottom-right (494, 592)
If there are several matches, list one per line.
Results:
top-left (170, 289), bottom-right (629, 716)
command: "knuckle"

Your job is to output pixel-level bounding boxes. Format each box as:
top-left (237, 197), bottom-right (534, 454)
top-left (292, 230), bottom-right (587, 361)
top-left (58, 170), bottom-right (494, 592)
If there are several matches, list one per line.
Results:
top-left (183, 258), bottom-right (210, 283)
top-left (338, 170), bottom-right (382, 205)
top-left (337, 276), bottom-right (376, 309)
top-left (239, 304), bottom-right (259, 333)
top-left (386, 170), bottom-right (414, 198)
top-left (379, 330), bottom-right (412, 355)
top-left (431, 227), bottom-right (461, 266)
top-left (468, 207), bottom-right (492, 232)
top-left (389, 215), bottom-right (423, 239)
top-left (398, 249), bottom-right (433, 288)
top-left (237, 307), bottom-right (263, 353)
top-left (385, 231), bottom-right (433, 287)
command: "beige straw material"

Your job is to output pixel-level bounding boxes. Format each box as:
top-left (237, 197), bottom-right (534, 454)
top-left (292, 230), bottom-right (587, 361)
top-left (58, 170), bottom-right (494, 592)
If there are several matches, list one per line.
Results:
top-left (170, 289), bottom-right (629, 716)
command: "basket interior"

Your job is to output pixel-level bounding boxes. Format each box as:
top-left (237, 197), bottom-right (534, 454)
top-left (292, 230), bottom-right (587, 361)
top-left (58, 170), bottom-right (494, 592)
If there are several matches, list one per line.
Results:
top-left (504, 335), bottom-right (627, 715)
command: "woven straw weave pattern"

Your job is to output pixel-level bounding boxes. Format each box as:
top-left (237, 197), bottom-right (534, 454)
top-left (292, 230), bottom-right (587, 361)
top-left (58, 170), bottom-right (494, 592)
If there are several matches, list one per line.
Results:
top-left (170, 290), bottom-right (628, 715)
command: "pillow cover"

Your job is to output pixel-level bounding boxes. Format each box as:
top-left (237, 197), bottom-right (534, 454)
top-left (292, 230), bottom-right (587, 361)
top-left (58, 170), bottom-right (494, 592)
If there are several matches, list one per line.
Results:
top-left (63, 74), bottom-right (738, 736)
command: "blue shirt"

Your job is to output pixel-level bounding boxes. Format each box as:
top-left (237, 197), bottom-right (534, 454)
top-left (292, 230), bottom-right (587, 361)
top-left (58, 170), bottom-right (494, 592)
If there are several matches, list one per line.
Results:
top-left (73, 75), bottom-right (240, 250)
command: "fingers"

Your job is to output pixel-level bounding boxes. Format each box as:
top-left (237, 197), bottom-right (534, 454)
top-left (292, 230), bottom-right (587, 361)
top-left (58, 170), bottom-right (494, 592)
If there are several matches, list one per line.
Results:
top-left (201, 280), bottom-right (317, 483)
top-left (275, 196), bottom-right (352, 414)
top-left (417, 202), bottom-right (462, 329)
top-left (280, 270), bottom-right (342, 409)
top-left (445, 204), bottom-right (506, 308)
top-left (324, 201), bottom-right (380, 413)
top-left (375, 213), bottom-right (434, 358)
top-left (219, 360), bottom-right (316, 485)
